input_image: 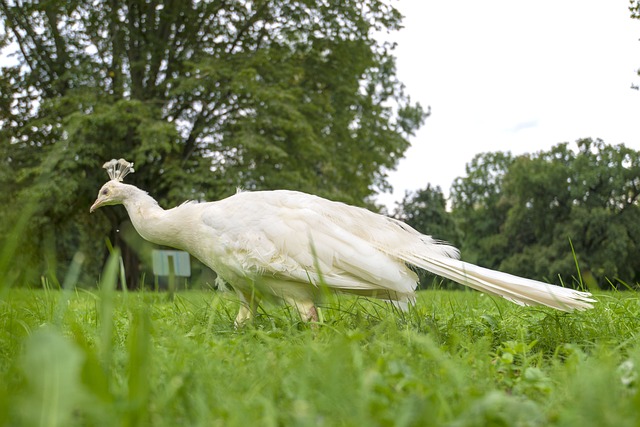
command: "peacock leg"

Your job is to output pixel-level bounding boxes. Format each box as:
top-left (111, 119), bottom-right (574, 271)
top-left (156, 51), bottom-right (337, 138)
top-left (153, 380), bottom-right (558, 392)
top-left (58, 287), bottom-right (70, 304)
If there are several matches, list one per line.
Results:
top-left (234, 290), bottom-right (258, 327)
top-left (286, 298), bottom-right (319, 323)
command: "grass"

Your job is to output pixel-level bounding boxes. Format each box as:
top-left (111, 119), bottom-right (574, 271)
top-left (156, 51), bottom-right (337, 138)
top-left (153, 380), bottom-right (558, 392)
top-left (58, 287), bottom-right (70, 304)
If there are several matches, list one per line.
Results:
top-left (0, 276), bottom-right (639, 427)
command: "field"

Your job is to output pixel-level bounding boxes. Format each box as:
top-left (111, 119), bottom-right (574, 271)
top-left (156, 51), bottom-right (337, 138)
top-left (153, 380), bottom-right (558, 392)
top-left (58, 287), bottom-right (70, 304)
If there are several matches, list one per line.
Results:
top-left (0, 281), bottom-right (639, 426)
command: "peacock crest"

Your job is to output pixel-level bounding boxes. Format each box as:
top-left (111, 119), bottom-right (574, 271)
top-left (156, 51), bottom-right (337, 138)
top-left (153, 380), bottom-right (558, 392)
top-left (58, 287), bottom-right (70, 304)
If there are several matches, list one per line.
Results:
top-left (103, 158), bottom-right (135, 182)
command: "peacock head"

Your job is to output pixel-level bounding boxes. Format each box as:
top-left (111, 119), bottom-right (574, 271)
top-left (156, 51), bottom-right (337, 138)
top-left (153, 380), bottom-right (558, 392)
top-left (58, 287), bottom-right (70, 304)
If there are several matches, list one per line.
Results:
top-left (90, 159), bottom-right (135, 213)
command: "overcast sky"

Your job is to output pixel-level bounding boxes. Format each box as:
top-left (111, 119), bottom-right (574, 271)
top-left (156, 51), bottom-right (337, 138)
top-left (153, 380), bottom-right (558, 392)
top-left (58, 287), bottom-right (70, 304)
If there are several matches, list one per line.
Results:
top-left (377, 0), bottom-right (640, 209)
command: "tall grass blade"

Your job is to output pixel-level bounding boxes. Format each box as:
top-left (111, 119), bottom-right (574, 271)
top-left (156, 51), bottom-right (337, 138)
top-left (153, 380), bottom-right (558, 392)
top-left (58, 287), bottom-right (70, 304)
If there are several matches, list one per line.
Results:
top-left (119, 253), bottom-right (129, 297)
top-left (0, 199), bottom-right (38, 298)
top-left (569, 238), bottom-right (586, 291)
top-left (124, 308), bottom-right (152, 427)
top-left (98, 248), bottom-right (120, 371)
top-left (53, 252), bottom-right (85, 326)
top-left (18, 328), bottom-right (85, 427)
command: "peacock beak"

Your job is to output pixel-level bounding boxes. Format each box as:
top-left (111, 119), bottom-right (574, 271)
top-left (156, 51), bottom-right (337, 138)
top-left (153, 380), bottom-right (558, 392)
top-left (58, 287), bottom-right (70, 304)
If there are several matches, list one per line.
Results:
top-left (90, 198), bottom-right (102, 213)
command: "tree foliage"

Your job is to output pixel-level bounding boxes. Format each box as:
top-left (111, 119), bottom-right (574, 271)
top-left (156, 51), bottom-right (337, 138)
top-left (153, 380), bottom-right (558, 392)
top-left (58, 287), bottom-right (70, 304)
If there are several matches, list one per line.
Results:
top-left (450, 139), bottom-right (640, 289)
top-left (450, 151), bottom-right (514, 268)
top-left (0, 0), bottom-right (427, 286)
top-left (396, 185), bottom-right (461, 246)
top-left (394, 185), bottom-right (462, 289)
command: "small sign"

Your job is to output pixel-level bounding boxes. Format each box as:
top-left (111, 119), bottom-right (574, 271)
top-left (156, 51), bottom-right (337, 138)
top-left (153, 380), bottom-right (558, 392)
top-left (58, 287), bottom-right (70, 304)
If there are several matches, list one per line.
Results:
top-left (152, 250), bottom-right (191, 277)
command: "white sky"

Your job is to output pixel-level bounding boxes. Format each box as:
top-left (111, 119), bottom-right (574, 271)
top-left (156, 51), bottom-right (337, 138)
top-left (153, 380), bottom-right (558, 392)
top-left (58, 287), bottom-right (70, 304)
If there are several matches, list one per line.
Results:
top-left (377, 0), bottom-right (640, 209)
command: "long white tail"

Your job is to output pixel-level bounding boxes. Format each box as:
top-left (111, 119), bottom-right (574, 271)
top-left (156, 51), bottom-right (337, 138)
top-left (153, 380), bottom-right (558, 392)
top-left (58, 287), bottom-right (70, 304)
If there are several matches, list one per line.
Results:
top-left (406, 255), bottom-right (595, 311)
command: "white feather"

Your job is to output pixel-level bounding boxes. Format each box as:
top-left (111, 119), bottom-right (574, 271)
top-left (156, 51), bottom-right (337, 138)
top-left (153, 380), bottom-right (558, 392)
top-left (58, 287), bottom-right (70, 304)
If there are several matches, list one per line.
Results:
top-left (92, 182), bottom-right (596, 323)
top-left (192, 190), bottom-right (594, 312)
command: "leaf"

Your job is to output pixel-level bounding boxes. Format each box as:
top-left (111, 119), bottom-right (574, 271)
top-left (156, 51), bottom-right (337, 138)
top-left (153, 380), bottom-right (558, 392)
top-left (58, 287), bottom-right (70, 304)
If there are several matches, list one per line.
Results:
top-left (18, 327), bottom-right (86, 427)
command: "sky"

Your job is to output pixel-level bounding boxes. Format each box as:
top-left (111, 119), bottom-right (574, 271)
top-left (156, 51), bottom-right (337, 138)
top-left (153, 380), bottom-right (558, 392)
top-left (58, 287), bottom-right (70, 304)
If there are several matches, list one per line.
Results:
top-left (376, 0), bottom-right (640, 209)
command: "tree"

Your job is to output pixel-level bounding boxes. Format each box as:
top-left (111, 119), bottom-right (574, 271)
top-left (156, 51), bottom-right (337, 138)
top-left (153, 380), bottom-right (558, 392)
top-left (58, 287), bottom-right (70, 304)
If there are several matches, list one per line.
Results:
top-left (451, 139), bottom-right (640, 289)
top-left (450, 151), bottom-right (514, 267)
top-left (395, 185), bottom-right (460, 246)
top-left (0, 0), bottom-right (427, 287)
top-left (394, 185), bottom-right (461, 288)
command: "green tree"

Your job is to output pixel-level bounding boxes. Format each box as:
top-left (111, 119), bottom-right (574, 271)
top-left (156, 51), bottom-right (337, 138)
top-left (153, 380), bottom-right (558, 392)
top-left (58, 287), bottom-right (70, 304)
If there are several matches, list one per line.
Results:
top-left (497, 143), bottom-right (582, 282)
top-left (450, 151), bottom-right (514, 267)
top-left (451, 139), bottom-right (640, 289)
top-left (395, 185), bottom-right (460, 246)
top-left (394, 185), bottom-right (461, 288)
top-left (0, 0), bottom-right (427, 287)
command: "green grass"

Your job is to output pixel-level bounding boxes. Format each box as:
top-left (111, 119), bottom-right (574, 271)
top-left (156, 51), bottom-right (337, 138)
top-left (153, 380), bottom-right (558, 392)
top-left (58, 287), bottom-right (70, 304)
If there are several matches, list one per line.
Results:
top-left (0, 284), bottom-right (639, 426)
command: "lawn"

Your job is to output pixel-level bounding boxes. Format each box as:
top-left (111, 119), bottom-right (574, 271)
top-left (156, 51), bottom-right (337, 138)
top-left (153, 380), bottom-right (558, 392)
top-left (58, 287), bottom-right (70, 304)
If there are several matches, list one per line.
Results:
top-left (0, 282), bottom-right (638, 426)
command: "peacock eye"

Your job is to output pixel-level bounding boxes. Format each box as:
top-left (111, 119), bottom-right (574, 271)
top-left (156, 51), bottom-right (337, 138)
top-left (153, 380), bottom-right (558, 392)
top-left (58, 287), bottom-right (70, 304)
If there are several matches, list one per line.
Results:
top-left (101, 189), bottom-right (109, 196)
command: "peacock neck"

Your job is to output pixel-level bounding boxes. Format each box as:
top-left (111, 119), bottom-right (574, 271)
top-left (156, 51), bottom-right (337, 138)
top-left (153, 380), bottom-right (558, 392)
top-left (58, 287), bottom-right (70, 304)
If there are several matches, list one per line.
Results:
top-left (120, 185), bottom-right (205, 254)
top-left (122, 188), bottom-right (174, 247)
